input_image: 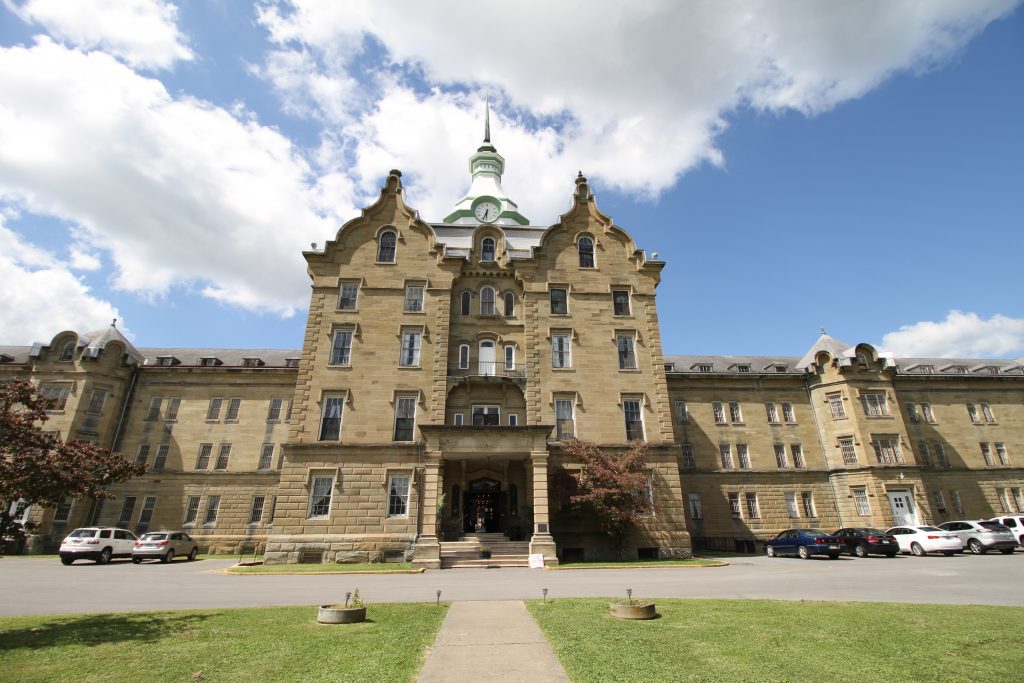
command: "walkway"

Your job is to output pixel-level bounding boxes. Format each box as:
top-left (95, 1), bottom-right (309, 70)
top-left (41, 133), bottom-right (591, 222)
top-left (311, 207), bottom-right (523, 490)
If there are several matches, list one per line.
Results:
top-left (417, 600), bottom-right (569, 682)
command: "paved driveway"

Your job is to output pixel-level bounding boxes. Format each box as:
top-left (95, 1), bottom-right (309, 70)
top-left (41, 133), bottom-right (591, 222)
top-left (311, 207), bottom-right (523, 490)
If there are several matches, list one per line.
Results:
top-left (2, 551), bottom-right (1023, 617)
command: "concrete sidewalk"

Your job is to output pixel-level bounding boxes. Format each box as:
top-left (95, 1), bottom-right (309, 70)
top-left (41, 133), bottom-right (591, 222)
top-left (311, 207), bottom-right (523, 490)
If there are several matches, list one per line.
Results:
top-left (418, 600), bottom-right (570, 682)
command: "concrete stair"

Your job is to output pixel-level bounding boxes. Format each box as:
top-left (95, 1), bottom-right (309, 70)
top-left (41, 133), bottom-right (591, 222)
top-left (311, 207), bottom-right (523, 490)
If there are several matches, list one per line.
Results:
top-left (440, 533), bottom-right (531, 568)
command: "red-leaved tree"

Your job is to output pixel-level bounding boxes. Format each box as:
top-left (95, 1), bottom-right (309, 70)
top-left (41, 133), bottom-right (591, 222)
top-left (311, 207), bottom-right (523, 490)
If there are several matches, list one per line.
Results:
top-left (0, 379), bottom-right (147, 545)
top-left (564, 438), bottom-right (651, 558)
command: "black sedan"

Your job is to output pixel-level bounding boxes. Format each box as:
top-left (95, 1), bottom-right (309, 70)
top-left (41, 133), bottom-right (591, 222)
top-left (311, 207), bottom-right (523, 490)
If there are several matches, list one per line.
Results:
top-left (831, 528), bottom-right (900, 558)
top-left (764, 529), bottom-right (843, 559)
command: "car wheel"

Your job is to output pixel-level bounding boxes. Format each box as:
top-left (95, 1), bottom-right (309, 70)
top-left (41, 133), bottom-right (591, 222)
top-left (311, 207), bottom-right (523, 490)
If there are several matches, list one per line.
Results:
top-left (132, 557), bottom-right (142, 564)
top-left (827, 552), bottom-right (839, 560)
top-left (765, 545), bottom-right (776, 558)
top-left (969, 539), bottom-right (987, 555)
top-left (97, 547), bottom-right (112, 564)
top-left (798, 545), bottom-right (810, 560)
top-left (885, 553), bottom-right (897, 558)
top-left (188, 547), bottom-right (198, 561)
top-left (60, 557), bottom-right (73, 566)
top-left (999, 548), bottom-right (1014, 555)
top-left (911, 542), bottom-right (926, 557)
top-left (162, 549), bottom-right (175, 563)
top-left (854, 543), bottom-right (868, 558)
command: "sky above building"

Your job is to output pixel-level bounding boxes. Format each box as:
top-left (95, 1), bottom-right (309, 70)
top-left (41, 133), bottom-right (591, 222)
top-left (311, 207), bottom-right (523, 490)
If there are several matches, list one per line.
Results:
top-left (0, 1), bottom-right (1021, 358)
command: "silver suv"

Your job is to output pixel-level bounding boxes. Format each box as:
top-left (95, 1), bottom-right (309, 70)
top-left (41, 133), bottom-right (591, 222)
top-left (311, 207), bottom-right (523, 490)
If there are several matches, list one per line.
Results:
top-left (59, 527), bottom-right (138, 564)
top-left (988, 515), bottom-right (1024, 547)
top-left (938, 520), bottom-right (1018, 555)
top-left (132, 531), bottom-right (199, 563)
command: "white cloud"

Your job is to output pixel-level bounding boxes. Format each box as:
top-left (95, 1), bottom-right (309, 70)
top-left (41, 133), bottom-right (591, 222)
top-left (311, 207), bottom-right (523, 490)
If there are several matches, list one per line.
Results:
top-left (258, 0), bottom-right (1017, 217)
top-left (0, 220), bottom-right (121, 343)
top-left (879, 311), bottom-right (1024, 358)
top-left (8, 0), bottom-right (193, 70)
top-left (0, 38), bottom-right (351, 315)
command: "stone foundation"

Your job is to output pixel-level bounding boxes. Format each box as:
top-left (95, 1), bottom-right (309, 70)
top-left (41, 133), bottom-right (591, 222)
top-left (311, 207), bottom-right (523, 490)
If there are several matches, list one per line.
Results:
top-left (264, 533), bottom-right (417, 565)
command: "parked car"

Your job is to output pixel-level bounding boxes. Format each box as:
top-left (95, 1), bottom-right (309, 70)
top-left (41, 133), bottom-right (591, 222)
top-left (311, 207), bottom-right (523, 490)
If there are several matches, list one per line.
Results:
top-left (132, 531), bottom-right (199, 563)
top-left (987, 515), bottom-right (1024, 547)
top-left (938, 520), bottom-right (1018, 555)
top-left (831, 528), bottom-right (900, 558)
top-left (764, 529), bottom-right (843, 559)
top-left (885, 526), bottom-right (961, 556)
top-left (59, 527), bottom-right (138, 565)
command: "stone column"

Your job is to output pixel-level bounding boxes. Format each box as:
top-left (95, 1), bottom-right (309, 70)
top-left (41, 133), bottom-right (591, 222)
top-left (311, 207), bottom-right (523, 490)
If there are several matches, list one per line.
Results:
top-left (528, 450), bottom-right (558, 565)
top-left (412, 453), bottom-right (443, 570)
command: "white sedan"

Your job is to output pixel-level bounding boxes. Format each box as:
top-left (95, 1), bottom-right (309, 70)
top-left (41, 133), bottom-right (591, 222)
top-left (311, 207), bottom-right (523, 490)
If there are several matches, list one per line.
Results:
top-left (885, 526), bottom-right (962, 556)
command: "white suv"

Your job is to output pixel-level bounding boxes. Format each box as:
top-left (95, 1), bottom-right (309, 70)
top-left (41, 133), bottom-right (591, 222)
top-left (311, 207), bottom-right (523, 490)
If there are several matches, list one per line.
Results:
top-left (988, 515), bottom-right (1024, 547)
top-left (59, 527), bottom-right (138, 565)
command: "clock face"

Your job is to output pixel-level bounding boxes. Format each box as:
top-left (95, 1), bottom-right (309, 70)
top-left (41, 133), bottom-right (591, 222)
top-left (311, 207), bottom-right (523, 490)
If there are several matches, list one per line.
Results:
top-left (474, 202), bottom-right (499, 223)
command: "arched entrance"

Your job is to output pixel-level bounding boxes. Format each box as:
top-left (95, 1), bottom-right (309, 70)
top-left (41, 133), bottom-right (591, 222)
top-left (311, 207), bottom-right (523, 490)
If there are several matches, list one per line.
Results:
top-left (466, 477), bottom-right (501, 533)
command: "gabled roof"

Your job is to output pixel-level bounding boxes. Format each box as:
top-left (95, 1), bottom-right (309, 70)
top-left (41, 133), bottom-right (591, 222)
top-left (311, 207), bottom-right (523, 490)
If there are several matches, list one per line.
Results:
top-left (795, 333), bottom-right (852, 371)
top-left (81, 325), bottom-right (145, 364)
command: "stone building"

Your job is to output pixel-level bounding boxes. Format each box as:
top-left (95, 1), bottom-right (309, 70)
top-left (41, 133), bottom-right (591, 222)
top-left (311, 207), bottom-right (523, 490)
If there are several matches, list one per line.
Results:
top-left (3, 118), bottom-right (1023, 563)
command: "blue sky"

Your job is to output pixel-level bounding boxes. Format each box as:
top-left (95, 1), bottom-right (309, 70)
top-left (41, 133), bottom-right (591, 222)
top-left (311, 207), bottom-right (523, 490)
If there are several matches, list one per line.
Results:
top-left (0, 1), bottom-right (1021, 359)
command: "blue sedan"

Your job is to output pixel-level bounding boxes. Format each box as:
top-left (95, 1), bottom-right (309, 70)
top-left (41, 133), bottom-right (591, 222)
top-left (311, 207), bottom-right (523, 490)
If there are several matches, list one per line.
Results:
top-left (765, 529), bottom-right (843, 560)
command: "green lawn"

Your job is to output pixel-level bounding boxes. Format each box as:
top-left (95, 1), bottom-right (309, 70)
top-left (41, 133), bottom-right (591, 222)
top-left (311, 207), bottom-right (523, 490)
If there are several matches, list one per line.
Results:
top-left (0, 603), bottom-right (447, 682)
top-left (551, 558), bottom-right (724, 569)
top-left (528, 598), bottom-right (1024, 682)
top-left (227, 562), bottom-right (417, 574)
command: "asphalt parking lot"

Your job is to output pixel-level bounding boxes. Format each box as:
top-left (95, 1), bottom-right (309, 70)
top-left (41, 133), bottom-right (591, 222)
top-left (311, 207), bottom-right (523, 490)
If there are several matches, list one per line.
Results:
top-left (2, 550), bottom-right (1023, 617)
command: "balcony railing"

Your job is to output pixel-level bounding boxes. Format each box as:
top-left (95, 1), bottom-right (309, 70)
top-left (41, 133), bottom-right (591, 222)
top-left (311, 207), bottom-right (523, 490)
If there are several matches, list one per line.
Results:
top-left (448, 362), bottom-right (530, 381)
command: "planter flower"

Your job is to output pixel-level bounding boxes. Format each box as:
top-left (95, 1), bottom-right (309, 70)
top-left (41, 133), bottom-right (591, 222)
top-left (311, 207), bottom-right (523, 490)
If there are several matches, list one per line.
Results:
top-left (479, 546), bottom-right (491, 559)
top-left (609, 588), bottom-right (656, 620)
top-left (318, 589), bottom-right (367, 624)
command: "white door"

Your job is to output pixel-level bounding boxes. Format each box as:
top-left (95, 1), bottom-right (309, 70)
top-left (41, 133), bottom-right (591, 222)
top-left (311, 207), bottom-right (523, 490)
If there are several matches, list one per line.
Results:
top-left (479, 341), bottom-right (495, 376)
top-left (887, 491), bottom-right (918, 526)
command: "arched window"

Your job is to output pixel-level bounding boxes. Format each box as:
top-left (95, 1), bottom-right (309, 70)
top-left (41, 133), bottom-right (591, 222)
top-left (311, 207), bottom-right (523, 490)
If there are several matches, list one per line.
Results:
top-left (481, 237), bottom-right (496, 262)
top-left (578, 236), bottom-right (595, 268)
top-left (480, 286), bottom-right (496, 315)
top-left (460, 291), bottom-right (471, 316)
top-left (452, 485), bottom-right (460, 518)
top-left (504, 345), bottom-right (515, 372)
top-left (377, 230), bottom-right (397, 263)
top-left (58, 340), bottom-right (75, 362)
top-left (458, 344), bottom-right (470, 370)
top-left (503, 292), bottom-right (515, 317)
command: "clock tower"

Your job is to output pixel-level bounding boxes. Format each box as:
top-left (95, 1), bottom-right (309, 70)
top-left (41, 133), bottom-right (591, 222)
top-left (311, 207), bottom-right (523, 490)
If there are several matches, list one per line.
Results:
top-left (443, 101), bottom-right (529, 226)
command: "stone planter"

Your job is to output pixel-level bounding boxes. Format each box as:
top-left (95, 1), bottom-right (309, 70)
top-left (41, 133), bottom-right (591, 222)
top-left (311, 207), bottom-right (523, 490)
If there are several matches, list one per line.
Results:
top-left (609, 602), bottom-right (657, 620)
top-left (317, 604), bottom-right (367, 624)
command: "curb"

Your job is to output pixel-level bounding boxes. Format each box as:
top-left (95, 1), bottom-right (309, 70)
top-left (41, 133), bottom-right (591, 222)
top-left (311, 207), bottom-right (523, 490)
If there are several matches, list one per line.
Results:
top-left (223, 565), bottom-right (427, 576)
top-left (545, 560), bottom-right (729, 570)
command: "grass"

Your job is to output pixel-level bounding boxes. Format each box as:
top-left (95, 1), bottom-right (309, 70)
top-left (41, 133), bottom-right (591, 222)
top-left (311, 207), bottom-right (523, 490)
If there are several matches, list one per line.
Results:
top-left (527, 598), bottom-right (1024, 682)
top-left (227, 562), bottom-right (417, 574)
top-left (0, 603), bottom-right (448, 682)
top-left (551, 558), bottom-right (724, 569)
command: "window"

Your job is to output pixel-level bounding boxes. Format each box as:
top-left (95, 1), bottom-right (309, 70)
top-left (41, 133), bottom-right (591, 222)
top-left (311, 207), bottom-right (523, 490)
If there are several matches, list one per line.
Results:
top-left (38, 384), bottom-right (69, 412)
top-left (377, 230), bottom-right (397, 262)
top-left (697, 363), bottom-right (713, 373)
top-left (161, 397), bottom-right (179, 421)
top-left (1014, 488), bottom-right (1024, 512)
top-left (453, 413), bottom-right (464, 427)
top-left (688, 493), bottom-right (702, 519)
top-left (249, 496), bottom-right (265, 524)
top-left (387, 475), bottom-right (411, 517)
top-left (737, 444), bottom-right (751, 469)
top-left (183, 496), bottom-right (201, 525)
top-left (774, 443), bottom-right (788, 469)
top-left (931, 491), bottom-right (947, 515)
top-left (86, 389), bottom-right (107, 415)
top-left (504, 292), bottom-right (515, 317)
top-left (996, 442), bottom-right (1009, 466)
top-left (918, 443), bottom-right (932, 468)
top-left (201, 495), bottom-right (220, 524)
top-left (862, 393), bottom-right (890, 417)
top-left (138, 496), bottom-right (156, 529)
top-left (200, 357), bottom-right (220, 367)
top-left (481, 237), bottom-right (496, 262)
top-left (853, 488), bottom-right (871, 516)
top-left (206, 397), bottom-right (223, 421)
top-left (616, 334), bottom-right (637, 369)
top-left (53, 498), bottom-right (73, 523)
top-left (135, 444), bottom-right (150, 466)
top-left (156, 356), bottom-right (175, 367)
top-left (981, 402), bottom-right (996, 423)
top-left (967, 402), bottom-right (980, 423)
top-left (403, 284), bottom-right (424, 312)
top-left (839, 437), bottom-right (857, 465)
top-left (827, 392), bottom-right (846, 419)
top-left (195, 443), bottom-right (213, 470)
top-left (258, 443), bottom-right (275, 470)
top-left (729, 401), bottom-right (743, 424)
top-left (479, 286), bottom-right (495, 315)
top-left (152, 444), bottom-right (168, 472)
top-left (399, 330), bottom-right (421, 367)
top-left (681, 443), bottom-right (695, 470)
top-left (504, 345), bottom-right (515, 371)
top-left (330, 330), bottom-right (353, 365)
top-left (550, 288), bottom-right (568, 315)
top-left (59, 340), bottom-right (75, 361)
top-left (552, 334), bottom-right (571, 368)
top-left (712, 402), bottom-right (725, 424)
top-left (623, 399), bottom-right (644, 441)
top-left (308, 476), bottom-right (333, 518)
top-left (555, 398), bottom-right (575, 440)
top-left (873, 438), bottom-right (903, 464)
top-left (338, 282), bottom-right (359, 310)
top-left (267, 398), bottom-right (284, 421)
top-left (736, 365), bottom-right (750, 373)
top-left (781, 402), bottom-right (795, 423)
top-left (214, 444), bottom-right (231, 470)
top-left (394, 396), bottom-right (417, 441)
top-left (934, 442), bottom-right (949, 468)
top-left (791, 444), bottom-right (805, 469)
top-left (785, 492), bottom-right (799, 518)
top-left (906, 402), bottom-right (919, 423)
top-left (145, 396), bottom-right (162, 421)
top-left (118, 497), bottom-right (137, 527)
top-left (674, 400), bottom-right (688, 424)
top-left (508, 414), bottom-right (518, 426)
top-left (719, 443), bottom-right (733, 469)
top-left (460, 291), bottom-right (471, 316)
top-left (918, 402), bottom-right (935, 423)
top-left (225, 397), bottom-right (241, 421)
top-left (765, 402), bottom-right (779, 423)
top-left (801, 492), bottom-right (816, 518)
top-left (268, 496), bottom-right (278, 521)
top-left (998, 489), bottom-right (1012, 513)
top-left (458, 344), bottom-right (470, 369)
top-left (745, 492), bottom-right (760, 519)
top-left (472, 405), bottom-right (500, 426)
top-left (242, 357), bottom-right (263, 368)
top-left (950, 489), bottom-right (964, 515)
top-left (612, 289), bottom-right (630, 316)
top-left (319, 395), bottom-right (345, 441)
top-left (728, 492), bottom-right (741, 518)
top-left (578, 236), bottom-right (595, 268)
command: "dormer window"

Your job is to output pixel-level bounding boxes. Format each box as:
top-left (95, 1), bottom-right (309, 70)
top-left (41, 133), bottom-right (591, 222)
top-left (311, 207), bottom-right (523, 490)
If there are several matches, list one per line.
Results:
top-left (773, 364), bottom-right (787, 373)
top-left (951, 365), bottom-right (967, 374)
top-left (0, 354), bottom-right (13, 364)
top-left (377, 230), bottom-right (397, 263)
top-left (285, 358), bottom-right (300, 368)
top-left (58, 340), bottom-right (75, 362)
top-left (200, 357), bottom-right (221, 367)
top-left (242, 357), bottom-right (264, 368)
top-left (696, 363), bottom-right (713, 373)
top-left (156, 356), bottom-right (177, 367)
top-left (481, 237), bottom-right (496, 262)
top-left (917, 365), bottom-right (934, 374)
top-left (578, 236), bottom-right (595, 268)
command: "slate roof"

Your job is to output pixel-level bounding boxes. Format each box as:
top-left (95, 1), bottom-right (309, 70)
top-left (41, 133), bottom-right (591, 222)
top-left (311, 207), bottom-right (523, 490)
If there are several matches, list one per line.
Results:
top-left (431, 224), bottom-right (546, 259)
top-left (0, 346), bottom-right (30, 364)
top-left (136, 348), bottom-right (301, 367)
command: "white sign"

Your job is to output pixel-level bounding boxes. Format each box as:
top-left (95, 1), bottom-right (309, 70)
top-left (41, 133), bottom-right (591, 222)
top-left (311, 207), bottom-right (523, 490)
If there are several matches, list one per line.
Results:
top-left (528, 553), bottom-right (545, 569)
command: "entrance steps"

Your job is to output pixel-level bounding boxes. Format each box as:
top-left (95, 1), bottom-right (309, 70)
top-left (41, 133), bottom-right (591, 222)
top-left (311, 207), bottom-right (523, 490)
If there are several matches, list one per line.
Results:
top-left (439, 533), bottom-right (532, 568)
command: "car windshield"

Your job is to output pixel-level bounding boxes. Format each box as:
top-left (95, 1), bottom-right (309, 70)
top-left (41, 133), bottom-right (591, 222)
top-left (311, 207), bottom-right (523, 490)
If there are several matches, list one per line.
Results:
top-left (916, 526), bottom-right (942, 532)
top-left (140, 533), bottom-right (168, 541)
top-left (979, 522), bottom-right (1009, 531)
top-left (67, 529), bottom-right (97, 538)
